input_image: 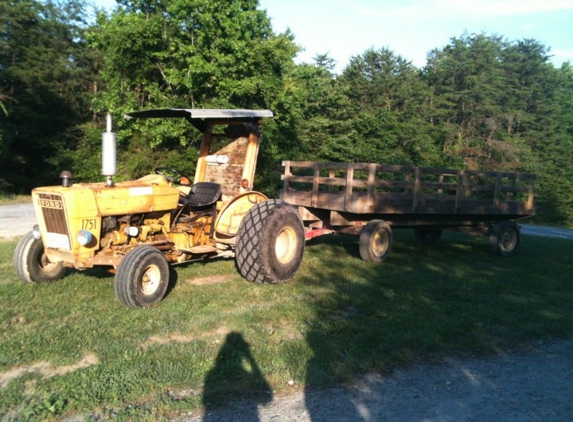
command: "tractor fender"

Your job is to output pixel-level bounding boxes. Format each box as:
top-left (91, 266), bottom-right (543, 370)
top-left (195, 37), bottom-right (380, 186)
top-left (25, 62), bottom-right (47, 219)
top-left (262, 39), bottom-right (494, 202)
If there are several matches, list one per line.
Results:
top-left (213, 191), bottom-right (267, 241)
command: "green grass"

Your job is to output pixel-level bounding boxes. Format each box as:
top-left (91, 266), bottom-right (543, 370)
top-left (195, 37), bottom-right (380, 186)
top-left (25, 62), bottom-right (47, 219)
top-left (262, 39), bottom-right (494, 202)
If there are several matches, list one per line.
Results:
top-left (0, 194), bottom-right (31, 206)
top-left (1, 231), bottom-right (572, 420)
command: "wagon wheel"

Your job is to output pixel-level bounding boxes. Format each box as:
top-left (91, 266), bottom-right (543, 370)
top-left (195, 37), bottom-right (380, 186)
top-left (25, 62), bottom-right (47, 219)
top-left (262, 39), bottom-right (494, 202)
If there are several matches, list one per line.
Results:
top-left (359, 220), bottom-right (393, 263)
top-left (489, 221), bottom-right (521, 256)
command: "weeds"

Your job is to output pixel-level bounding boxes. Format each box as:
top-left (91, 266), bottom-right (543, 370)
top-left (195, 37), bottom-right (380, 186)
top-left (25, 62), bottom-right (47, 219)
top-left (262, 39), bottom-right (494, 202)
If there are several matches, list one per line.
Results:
top-left (0, 194), bottom-right (31, 206)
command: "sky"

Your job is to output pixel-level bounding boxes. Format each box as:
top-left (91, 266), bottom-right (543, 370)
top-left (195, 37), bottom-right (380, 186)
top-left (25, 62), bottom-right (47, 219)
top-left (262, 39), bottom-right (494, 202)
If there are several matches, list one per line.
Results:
top-left (92, 0), bottom-right (573, 72)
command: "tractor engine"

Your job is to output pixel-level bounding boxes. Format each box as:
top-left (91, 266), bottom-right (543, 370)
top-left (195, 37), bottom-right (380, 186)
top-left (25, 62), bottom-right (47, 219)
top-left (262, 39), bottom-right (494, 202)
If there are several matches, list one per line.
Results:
top-left (99, 213), bottom-right (172, 250)
top-left (31, 178), bottom-right (181, 269)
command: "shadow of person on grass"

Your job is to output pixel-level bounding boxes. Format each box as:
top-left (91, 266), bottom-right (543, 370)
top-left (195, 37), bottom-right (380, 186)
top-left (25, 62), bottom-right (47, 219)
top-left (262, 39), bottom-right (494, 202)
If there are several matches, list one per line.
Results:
top-left (202, 332), bottom-right (272, 422)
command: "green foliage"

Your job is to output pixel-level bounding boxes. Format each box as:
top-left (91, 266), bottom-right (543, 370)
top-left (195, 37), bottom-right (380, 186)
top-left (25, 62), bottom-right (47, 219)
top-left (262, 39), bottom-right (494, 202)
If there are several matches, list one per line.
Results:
top-left (420, 34), bottom-right (573, 223)
top-left (1, 1), bottom-right (572, 224)
top-left (88, 0), bottom-right (298, 181)
top-left (422, 33), bottom-right (555, 172)
top-left (0, 0), bottom-right (99, 192)
top-left (340, 48), bottom-right (444, 166)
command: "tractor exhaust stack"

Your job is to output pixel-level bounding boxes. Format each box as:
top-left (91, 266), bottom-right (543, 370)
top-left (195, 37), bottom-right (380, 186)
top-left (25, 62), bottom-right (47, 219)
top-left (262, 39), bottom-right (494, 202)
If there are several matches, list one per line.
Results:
top-left (102, 113), bottom-right (116, 187)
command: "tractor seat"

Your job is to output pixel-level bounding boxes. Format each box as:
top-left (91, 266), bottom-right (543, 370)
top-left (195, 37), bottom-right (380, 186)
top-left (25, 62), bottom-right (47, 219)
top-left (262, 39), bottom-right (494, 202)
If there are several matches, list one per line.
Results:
top-left (179, 182), bottom-right (222, 209)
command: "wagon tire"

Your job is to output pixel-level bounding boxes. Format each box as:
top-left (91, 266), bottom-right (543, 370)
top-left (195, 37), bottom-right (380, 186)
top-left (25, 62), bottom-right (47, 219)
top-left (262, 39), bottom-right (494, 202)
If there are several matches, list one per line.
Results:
top-left (114, 246), bottom-right (170, 308)
top-left (359, 220), bottom-right (393, 263)
top-left (236, 199), bottom-right (305, 284)
top-left (415, 227), bottom-right (443, 243)
top-left (13, 230), bottom-right (67, 283)
top-left (489, 221), bottom-right (520, 257)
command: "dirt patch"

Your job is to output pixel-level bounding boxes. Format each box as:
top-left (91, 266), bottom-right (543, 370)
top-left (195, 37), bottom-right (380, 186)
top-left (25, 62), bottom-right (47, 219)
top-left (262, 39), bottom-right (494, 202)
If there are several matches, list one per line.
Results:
top-left (186, 275), bottom-right (229, 286)
top-left (0, 353), bottom-right (99, 389)
top-left (141, 334), bottom-right (196, 348)
top-left (198, 325), bottom-right (231, 340)
top-left (141, 326), bottom-right (231, 349)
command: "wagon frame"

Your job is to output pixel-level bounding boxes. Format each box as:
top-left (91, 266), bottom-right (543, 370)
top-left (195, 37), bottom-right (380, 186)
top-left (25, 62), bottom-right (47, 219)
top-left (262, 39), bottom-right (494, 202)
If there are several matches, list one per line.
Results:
top-left (281, 161), bottom-right (536, 260)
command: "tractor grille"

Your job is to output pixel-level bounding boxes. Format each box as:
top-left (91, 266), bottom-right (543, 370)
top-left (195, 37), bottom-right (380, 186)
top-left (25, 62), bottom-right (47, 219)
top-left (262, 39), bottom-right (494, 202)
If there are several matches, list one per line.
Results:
top-left (37, 193), bottom-right (71, 250)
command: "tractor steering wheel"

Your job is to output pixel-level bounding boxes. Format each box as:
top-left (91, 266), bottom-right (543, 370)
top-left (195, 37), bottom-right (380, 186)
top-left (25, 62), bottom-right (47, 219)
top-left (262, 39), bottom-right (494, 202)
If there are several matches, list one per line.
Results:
top-left (154, 167), bottom-right (192, 186)
top-left (154, 167), bottom-right (183, 183)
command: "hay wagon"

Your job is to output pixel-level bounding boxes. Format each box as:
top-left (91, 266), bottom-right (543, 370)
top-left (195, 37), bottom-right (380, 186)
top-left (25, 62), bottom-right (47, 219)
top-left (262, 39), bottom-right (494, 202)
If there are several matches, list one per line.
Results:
top-left (281, 161), bottom-right (536, 261)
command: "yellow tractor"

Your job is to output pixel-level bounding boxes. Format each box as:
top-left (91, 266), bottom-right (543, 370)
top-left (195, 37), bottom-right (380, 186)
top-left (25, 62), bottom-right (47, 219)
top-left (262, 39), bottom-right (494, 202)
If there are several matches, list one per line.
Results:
top-left (13, 109), bottom-right (305, 307)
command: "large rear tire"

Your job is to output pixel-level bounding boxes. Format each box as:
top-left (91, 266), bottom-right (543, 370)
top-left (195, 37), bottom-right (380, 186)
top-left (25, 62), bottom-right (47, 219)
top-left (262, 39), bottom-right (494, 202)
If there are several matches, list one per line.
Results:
top-left (489, 221), bottom-right (520, 256)
top-left (114, 246), bottom-right (170, 308)
top-left (359, 220), bottom-right (393, 263)
top-left (236, 200), bottom-right (305, 284)
top-left (13, 231), bottom-right (66, 283)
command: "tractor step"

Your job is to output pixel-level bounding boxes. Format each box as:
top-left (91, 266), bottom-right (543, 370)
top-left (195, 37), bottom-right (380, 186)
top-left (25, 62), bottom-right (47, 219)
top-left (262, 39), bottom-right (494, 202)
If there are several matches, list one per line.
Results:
top-left (187, 245), bottom-right (218, 254)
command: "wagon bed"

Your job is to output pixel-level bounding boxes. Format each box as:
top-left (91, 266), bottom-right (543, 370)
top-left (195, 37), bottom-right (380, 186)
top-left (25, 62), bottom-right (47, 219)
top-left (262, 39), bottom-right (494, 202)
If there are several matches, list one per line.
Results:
top-left (281, 161), bottom-right (535, 226)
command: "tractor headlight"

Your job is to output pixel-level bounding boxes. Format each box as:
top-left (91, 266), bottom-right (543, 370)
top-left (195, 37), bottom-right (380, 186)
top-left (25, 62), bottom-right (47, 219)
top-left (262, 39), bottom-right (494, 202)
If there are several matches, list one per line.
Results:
top-left (76, 230), bottom-right (93, 246)
top-left (32, 225), bottom-right (41, 240)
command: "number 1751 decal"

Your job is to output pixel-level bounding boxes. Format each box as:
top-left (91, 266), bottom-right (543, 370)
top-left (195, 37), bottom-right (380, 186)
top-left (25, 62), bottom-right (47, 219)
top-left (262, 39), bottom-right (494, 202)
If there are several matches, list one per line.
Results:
top-left (81, 218), bottom-right (97, 230)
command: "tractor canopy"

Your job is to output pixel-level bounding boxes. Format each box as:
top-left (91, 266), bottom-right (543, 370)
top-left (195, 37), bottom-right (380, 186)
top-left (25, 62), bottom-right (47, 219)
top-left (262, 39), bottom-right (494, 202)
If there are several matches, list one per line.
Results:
top-left (124, 109), bottom-right (273, 133)
top-left (125, 108), bottom-right (274, 196)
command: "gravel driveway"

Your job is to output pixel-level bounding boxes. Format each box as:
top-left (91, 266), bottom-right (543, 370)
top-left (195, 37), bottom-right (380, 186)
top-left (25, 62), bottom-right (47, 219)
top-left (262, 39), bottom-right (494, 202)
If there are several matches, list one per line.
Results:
top-left (0, 203), bottom-right (37, 239)
top-left (180, 339), bottom-right (573, 422)
top-left (2, 204), bottom-right (573, 421)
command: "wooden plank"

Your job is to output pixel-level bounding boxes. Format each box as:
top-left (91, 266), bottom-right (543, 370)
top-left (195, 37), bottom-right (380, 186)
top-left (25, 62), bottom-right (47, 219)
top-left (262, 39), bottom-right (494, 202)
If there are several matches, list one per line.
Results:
top-left (344, 164), bottom-right (355, 211)
top-left (285, 161), bottom-right (350, 170)
top-left (281, 190), bottom-right (313, 207)
top-left (419, 182), bottom-right (458, 191)
top-left (527, 176), bottom-right (535, 211)
top-left (311, 163), bottom-right (319, 207)
top-left (315, 192), bottom-right (348, 211)
top-left (352, 179), bottom-right (413, 189)
top-left (412, 167), bottom-right (421, 212)
top-left (456, 200), bottom-right (494, 214)
top-left (455, 170), bottom-right (464, 213)
top-left (285, 161), bottom-right (416, 174)
top-left (507, 172), bottom-right (518, 200)
top-left (369, 163), bottom-right (416, 173)
top-left (461, 184), bottom-right (496, 192)
top-left (416, 198), bottom-right (458, 214)
top-left (404, 173), bottom-right (412, 194)
top-left (493, 172), bottom-right (502, 213)
top-left (367, 163), bottom-right (376, 209)
top-left (282, 160), bottom-right (291, 193)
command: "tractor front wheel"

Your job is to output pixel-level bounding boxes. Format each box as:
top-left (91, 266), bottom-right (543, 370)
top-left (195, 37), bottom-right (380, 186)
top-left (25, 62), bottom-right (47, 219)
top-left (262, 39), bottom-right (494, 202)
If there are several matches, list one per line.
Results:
top-left (114, 246), bottom-right (170, 308)
top-left (13, 231), bottom-right (66, 283)
top-left (236, 200), bottom-right (305, 284)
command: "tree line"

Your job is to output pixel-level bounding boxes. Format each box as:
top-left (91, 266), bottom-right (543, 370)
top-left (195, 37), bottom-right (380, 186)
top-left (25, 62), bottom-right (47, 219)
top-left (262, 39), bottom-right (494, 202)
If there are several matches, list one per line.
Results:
top-left (1, 0), bottom-right (572, 225)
